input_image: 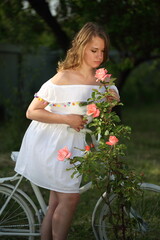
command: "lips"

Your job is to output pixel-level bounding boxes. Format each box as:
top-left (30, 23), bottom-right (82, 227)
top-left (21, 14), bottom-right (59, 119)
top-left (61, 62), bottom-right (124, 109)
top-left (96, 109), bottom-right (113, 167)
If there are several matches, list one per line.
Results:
top-left (94, 61), bottom-right (102, 66)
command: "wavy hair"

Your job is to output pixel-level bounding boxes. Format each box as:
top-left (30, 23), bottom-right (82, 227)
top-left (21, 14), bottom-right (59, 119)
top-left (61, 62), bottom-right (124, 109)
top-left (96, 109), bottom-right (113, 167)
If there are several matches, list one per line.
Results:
top-left (57, 22), bottom-right (109, 71)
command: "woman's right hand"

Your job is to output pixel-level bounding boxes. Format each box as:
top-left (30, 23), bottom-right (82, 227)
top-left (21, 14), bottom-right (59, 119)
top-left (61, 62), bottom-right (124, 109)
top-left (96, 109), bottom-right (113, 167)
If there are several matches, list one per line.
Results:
top-left (64, 114), bottom-right (87, 132)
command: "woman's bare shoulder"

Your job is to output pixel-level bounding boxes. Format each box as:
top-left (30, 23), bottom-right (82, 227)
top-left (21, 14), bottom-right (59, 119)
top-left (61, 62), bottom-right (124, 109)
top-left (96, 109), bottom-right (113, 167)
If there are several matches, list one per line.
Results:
top-left (51, 70), bottom-right (74, 85)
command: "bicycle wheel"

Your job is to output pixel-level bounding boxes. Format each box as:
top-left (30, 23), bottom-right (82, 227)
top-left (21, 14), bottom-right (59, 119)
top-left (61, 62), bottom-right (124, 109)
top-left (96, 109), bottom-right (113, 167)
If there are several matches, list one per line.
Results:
top-left (92, 183), bottom-right (160, 240)
top-left (0, 185), bottom-right (37, 239)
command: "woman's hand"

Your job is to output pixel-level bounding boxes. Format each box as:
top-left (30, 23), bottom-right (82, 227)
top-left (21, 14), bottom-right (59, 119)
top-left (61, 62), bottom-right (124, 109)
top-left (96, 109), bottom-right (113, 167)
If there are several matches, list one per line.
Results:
top-left (106, 89), bottom-right (120, 103)
top-left (106, 89), bottom-right (120, 112)
top-left (64, 114), bottom-right (87, 132)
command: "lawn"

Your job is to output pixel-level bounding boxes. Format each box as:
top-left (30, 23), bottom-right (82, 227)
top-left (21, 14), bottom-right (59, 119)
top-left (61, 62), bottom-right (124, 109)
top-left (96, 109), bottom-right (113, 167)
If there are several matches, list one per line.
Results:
top-left (0, 103), bottom-right (160, 239)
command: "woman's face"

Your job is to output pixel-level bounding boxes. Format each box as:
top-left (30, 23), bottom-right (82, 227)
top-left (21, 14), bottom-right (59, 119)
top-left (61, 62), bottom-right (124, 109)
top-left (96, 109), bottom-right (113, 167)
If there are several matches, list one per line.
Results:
top-left (82, 36), bottom-right (105, 69)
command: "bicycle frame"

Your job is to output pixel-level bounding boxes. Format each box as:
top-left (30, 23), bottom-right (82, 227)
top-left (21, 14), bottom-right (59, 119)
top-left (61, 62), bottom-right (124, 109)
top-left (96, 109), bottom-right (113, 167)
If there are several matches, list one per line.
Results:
top-left (0, 152), bottom-right (93, 218)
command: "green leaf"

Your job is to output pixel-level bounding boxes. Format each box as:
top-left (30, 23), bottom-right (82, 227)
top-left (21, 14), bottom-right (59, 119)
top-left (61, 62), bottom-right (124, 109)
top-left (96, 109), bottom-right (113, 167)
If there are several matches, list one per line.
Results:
top-left (104, 130), bottom-right (109, 136)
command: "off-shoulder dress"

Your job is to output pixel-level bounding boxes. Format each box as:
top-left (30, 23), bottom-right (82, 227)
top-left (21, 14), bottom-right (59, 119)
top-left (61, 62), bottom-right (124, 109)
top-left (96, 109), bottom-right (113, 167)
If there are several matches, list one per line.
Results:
top-left (15, 79), bottom-right (118, 193)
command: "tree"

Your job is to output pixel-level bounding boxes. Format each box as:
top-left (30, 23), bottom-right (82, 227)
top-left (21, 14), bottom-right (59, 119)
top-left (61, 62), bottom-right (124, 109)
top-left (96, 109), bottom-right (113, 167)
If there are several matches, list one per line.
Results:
top-left (0, 0), bottom-right (46, 47)
top-left (27, 0), bottom-right (70, 51)
top-left (26, 0), bottom-right (160, 92)
top-left (0, 0), bottom-right (160, 92)
top-left (57, 0), bottom-right (160, 91)
top-left (0, 0), bottom-right (68, 49)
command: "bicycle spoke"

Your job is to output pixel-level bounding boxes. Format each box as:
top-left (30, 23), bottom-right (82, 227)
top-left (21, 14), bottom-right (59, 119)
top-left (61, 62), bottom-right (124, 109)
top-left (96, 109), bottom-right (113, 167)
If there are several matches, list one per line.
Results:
top-left (0, 185), bottom-right (36, 239)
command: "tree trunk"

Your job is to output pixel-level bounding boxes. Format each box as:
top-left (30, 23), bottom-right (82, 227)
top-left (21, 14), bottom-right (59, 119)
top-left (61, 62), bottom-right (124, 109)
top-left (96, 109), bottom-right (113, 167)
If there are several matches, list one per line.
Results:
top-left (27, 0), bottom-right (70, 51)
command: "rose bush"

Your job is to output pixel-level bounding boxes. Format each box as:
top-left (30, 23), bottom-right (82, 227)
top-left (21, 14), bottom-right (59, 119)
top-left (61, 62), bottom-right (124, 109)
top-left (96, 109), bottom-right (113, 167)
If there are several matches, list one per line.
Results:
top-left (57, 68), bottom-right (143, 239)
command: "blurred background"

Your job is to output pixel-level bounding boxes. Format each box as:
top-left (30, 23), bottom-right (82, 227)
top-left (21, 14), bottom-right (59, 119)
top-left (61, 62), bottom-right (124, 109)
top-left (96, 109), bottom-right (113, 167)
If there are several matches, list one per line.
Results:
top-left (0, 1), bottom-right (160, 238)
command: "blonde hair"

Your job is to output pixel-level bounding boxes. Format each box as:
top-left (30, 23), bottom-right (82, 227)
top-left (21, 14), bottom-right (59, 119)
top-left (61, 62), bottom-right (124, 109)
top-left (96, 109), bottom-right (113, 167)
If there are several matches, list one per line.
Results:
top-left (57, 22), bottom-right (109, 71)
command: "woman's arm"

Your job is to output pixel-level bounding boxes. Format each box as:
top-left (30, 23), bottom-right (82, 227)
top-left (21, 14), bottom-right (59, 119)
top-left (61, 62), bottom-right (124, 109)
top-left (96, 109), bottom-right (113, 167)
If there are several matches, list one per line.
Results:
top-left (26, 98), bottom-right (87, 131)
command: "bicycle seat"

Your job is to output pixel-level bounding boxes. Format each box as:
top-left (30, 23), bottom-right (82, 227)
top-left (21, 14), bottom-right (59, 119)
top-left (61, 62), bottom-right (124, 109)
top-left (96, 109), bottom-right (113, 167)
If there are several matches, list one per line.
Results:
top-left (11, 151), bottom-right (19, 161)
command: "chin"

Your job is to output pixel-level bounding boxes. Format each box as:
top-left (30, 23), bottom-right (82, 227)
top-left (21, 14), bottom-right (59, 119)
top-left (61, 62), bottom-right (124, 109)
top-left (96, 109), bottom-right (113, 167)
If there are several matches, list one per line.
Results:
top-left (93, 63), bottom-right (101, 68)
top-left (95, 61), bottom-right (102, 65)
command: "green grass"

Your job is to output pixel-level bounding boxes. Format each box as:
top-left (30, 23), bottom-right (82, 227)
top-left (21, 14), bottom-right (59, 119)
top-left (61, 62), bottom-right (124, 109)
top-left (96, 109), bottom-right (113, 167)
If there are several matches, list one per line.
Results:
top-left (122, 104), bottom-right (160, 184)
top-left (0, 104), bottom-right (160, 239)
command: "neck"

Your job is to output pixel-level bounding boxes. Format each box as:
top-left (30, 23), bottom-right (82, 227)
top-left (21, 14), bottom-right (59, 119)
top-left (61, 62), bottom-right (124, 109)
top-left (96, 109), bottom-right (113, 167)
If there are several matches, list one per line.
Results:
top-left (77, 65), bottom-right (95, 79)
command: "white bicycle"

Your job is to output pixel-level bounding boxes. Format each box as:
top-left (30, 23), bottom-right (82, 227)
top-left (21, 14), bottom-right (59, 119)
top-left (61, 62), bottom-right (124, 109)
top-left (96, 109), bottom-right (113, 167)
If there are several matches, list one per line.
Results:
top-left (0, 152), bottom-right (160, 240)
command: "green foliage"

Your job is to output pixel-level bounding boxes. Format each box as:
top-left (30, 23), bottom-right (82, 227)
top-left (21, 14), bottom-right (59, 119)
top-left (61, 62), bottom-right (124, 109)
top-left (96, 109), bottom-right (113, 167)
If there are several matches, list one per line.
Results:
top-left (2, 0), bottom-right (158, 59)
top-left (121, 59), bottom-right (160, 105)
top-left (0, 0), bottom-right (56, 48)
top-left (58, 0), bottom-right (160, 102)
top-left (59, 0), bottom-right (160, 56)
top-left (66, 75), bottom-right (144, 238)
top-left (1, 0), bottom-right (159, 99)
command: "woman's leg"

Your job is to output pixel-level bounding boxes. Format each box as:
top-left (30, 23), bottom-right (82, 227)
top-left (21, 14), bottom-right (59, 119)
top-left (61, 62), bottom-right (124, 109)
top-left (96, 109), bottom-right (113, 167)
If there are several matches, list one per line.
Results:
top-left (52, 192), bottom-right (80, 240)
top-left (41, 191), bottom-right (58, 240)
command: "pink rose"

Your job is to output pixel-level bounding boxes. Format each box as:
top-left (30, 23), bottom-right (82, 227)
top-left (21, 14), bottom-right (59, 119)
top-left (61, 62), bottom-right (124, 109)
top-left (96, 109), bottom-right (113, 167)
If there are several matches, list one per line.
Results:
top-left (106, 136), bottom-right (119, 146)
top-left (95, 68), bottom-right (112, 82)
top-left (86, 104), bottom-right (100, 118)
top-left (57, 146), bottom-right (72, 161)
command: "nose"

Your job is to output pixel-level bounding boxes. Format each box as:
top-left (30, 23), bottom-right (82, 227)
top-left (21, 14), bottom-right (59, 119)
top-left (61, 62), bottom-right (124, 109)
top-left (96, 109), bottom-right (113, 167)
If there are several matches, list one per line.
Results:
top-left (97, 51), bottom-right (103, 60)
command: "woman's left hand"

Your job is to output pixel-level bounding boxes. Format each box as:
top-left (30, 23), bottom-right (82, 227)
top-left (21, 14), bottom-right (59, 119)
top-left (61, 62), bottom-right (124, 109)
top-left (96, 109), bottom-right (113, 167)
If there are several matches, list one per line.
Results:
top-left (106, 89), bottom-right (120, 103)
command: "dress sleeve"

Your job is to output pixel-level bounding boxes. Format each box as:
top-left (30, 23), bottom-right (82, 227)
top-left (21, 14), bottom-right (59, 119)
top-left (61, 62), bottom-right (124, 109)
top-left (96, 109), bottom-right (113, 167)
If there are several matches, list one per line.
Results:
top-left (35, 80), bottom-right (55, 103)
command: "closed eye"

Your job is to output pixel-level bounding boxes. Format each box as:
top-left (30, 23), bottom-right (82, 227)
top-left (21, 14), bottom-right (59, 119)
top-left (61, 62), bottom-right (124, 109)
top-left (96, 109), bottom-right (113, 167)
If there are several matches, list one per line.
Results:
top-left (91, 49), bottom-right (104, 53)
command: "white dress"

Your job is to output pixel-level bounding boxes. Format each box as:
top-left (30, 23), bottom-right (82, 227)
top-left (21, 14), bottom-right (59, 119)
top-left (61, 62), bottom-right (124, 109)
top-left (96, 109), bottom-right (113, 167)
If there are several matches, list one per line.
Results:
top-left (15, 79), bottom-right (118, 193)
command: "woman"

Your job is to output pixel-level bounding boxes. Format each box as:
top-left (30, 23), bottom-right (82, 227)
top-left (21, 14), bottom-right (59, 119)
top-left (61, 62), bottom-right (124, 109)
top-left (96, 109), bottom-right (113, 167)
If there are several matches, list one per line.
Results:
top-left (15, 22), bottom-right (119, 240)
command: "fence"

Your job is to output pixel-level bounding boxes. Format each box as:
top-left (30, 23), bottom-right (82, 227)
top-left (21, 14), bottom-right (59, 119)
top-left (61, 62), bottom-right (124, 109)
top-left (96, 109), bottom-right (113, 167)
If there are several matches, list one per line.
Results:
top-left (0, 44), bottom-right (62, 120)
